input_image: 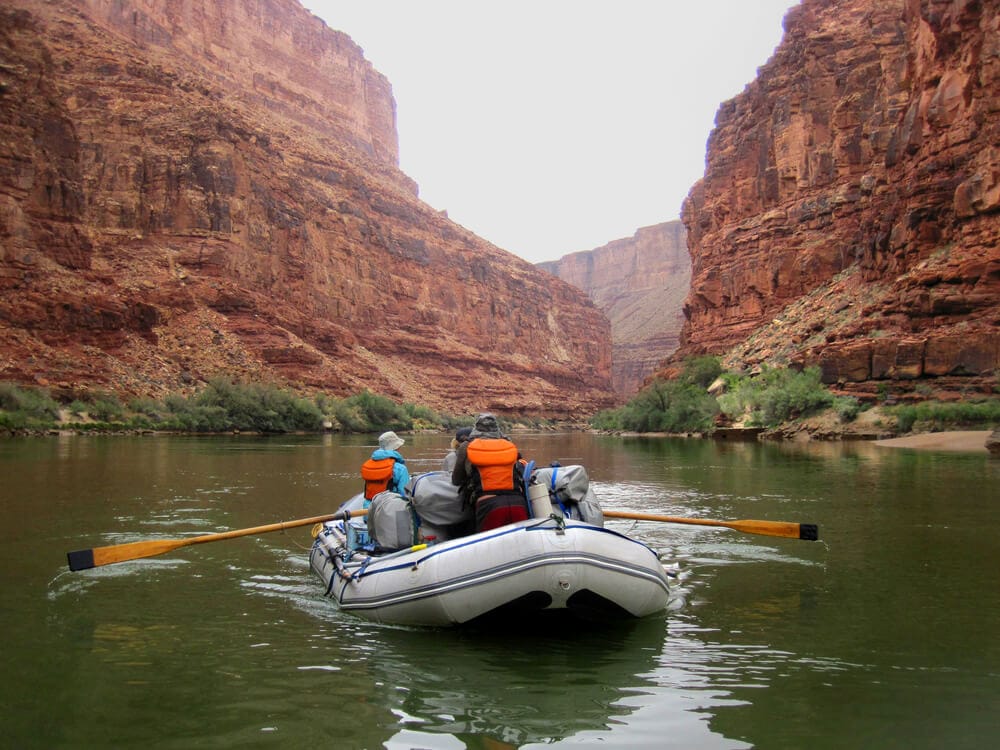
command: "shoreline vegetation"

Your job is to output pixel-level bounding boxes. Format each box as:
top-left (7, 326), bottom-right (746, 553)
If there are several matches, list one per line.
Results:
top-left (0, 378), bottom-right (563, 438)
top-left (592, 356), bottom-right (998, 448)
top-left (1, 356), bottom-right (998, 452)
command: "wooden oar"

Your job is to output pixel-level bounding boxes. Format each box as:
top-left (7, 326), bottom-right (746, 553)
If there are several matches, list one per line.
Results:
top-left (66, 508), bottom-right (368, 571)
top-left (602, 510), bottom-right (818, 541)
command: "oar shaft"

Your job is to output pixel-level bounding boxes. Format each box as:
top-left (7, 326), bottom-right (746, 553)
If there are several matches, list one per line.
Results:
top-left (67, 509), bottom-right (368, 571)
top-left (602, 510), bottom-right (818, 541)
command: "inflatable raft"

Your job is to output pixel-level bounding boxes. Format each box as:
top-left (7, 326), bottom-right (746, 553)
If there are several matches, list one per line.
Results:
top-left (309, 510), bottom-right (670, 627)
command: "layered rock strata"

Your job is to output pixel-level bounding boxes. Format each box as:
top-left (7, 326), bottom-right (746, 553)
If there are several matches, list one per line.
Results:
top-left (0, 0), bottom-right (613, 416)
top-left (539, 221), bottom-right (690, 397)
top-left (678, 0), bottom-right (1000, 396)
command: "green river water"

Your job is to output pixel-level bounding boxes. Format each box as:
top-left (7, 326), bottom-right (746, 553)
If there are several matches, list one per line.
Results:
top-left (1, 432), bottom-right (998, 749)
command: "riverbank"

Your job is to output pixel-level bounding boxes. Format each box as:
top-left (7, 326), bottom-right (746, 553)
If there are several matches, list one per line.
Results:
top-left (875, 430), bottom-right (992, 453)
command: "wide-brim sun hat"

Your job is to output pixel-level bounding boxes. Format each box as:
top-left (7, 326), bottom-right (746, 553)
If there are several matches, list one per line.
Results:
top-left (378, 431), bottom-right (404, 451)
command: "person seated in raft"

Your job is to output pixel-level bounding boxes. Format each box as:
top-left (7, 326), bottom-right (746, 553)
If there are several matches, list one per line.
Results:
top-left (361, 431), bottom-right (411, 507)
top-left (442, 426), bottom-right (473, 472)
top-left (451, 413), bottom-right (529, 532)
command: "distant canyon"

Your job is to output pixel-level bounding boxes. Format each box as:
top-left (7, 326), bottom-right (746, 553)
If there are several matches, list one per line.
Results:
top-left (539, 221), bottom-right (689, 397)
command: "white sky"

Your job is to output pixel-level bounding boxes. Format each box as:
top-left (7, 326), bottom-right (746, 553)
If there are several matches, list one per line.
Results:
top-left (303, 1), bottom-right (798, 264)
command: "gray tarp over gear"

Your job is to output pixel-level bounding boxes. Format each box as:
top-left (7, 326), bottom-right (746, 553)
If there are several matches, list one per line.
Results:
top-left (368, 491), bottom-right (419, 550)
top-left (532, 465), bottom-right (604, 526)
top-left (406, 471), bottom-right (473, 529)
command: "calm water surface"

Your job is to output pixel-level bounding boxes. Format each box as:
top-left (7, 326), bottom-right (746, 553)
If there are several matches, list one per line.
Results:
top-left (2, 432), bottom-right (999, 749)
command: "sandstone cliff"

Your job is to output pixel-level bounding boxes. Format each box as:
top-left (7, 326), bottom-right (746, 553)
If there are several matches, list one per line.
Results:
top-left (678, 0), bottom-right (1000, 399)
top-left (0, 0), bottom-right (613, 417)
top-left (538, 221), bottom-right (690, 397)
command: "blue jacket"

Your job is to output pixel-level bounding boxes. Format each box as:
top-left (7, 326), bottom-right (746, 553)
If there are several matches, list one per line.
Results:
top-left (370, 448), bottom-right (410, 495)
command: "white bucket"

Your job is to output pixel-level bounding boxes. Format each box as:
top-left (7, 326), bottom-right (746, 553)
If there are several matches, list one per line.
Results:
top-left (527, 482), bottom-right (553, 518)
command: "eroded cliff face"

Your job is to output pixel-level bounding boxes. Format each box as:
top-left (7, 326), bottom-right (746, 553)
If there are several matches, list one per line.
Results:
top-left (0, 0), bottom-right (613, 416)
top-left (679, 0), bottom-right (1000, 397)
top-left (539, 222), bottom-right (690, 397)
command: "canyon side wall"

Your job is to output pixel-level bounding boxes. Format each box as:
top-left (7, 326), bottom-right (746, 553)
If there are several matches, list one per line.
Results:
top-left (539, 221), bottom-right (690, 397)
top-left (678, 0), bottom-right (1000, 398)
top-left (0, 0), bottom-right (613, 417)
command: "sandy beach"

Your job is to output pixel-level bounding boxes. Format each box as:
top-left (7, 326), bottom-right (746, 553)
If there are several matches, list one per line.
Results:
top-left (875, 430), bottom-right (992, 453)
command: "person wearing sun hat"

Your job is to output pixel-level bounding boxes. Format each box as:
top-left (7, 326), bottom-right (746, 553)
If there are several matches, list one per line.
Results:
top-left (378, 431), bottom-right (405, 452)
top-left (360, 430), bottom-right (410, 503)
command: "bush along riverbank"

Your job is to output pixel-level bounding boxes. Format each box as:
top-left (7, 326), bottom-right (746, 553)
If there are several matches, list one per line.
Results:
top-left (0, 380), bottom-right (449, 437)
top-left (591, 356), bottom-right (1000, 441)
top-left (3, 363), bottom-right (998, 441)
top-left (0, 379), bottom-right (570, 437)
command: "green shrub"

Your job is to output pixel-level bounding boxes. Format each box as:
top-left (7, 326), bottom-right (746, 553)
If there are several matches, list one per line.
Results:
top-left (88, 393), bottom-right (125, 422)
top-left (188, 379), bottom-right (324, 432)
top-left (0, 411), bottom-right (29, 430)
top-left (404, 402), bottom-right (440, 430)
top-left (590, 408), bottom-right (623, 431)
top-left (326, 390), bottom-right (410, 433)
top-left (892, 400), bottom-right (1000, 433)
top-left (590, 377), bottom-right (719, 433)
top-left (0, 382), bottom-right (61, 430)
top-left (680, 355), bottom-right (723, 388)
top-left (127, 397), bottom-right (176, 426)
top-left (834, 396), bottom-right (861, 423)
top-left (0, 382), bottom-right (60, 421)
top-left (719, 366), bottom-right (832, 427)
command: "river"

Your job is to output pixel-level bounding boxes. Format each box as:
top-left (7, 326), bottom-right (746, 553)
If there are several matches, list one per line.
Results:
top-left (2, 432), bottom-right (998, 748)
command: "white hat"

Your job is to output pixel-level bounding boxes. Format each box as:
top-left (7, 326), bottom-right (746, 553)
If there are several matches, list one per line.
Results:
top-left (378, 431), bottom-right (404, 451)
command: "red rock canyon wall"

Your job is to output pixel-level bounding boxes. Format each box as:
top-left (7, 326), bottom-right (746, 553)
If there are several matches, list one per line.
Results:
top-left (0, 0), bottom-right (613, 416)
top-left (679, 0), bottom-right (1000, 396)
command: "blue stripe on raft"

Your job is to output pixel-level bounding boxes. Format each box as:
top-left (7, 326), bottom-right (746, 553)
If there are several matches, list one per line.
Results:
top-left (338, 551), bottom-right (670, 612)
top-left (346, 521), bottom-right (661, 581)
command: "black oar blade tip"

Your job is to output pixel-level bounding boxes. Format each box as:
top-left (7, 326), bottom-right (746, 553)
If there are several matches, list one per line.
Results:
top-left (799, 524), bottom-right (819, 541)
top-left (67, 549), bottom-right (95, 571)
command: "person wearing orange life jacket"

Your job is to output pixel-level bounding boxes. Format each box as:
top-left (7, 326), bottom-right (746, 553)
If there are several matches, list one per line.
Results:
top-left (451, 413), bottom-right (529, 532)
top-left (361, 431), bottom-right (411, 506)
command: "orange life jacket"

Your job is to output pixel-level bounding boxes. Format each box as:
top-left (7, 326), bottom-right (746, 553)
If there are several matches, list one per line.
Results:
top-left (361, 457), bottom-right (395, 500)
top-left (466, 438), bottom-right (519, 492)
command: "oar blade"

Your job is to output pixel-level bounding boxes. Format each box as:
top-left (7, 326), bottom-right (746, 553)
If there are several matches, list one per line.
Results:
top-left (66, 548), bottom-right (96, 572)
top-left (67, 538), bottom-right (189, 571)
top-left (729, 519), bottom-right (820, 541)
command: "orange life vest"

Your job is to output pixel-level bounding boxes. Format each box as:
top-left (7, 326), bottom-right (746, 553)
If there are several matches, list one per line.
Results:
top-left (361, 457), bottom-right (395, 500)
top-left (466, 438), bottom-right (518, 492)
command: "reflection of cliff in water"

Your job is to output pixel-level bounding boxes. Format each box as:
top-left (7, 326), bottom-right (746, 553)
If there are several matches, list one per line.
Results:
top-left (368, 617), bottom-right (667, 747)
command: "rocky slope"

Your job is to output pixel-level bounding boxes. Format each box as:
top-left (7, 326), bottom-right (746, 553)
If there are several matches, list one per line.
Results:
top-left (0, 0), bottom-right (613, 417)
top-left (677, 0), bottom-right (1000, 400)
top-left (538, 221), bottom-right (689, 397)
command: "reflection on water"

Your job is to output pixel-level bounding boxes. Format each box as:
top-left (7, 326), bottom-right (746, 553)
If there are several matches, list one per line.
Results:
top-left (4, 434), bottom-right (1000, 748)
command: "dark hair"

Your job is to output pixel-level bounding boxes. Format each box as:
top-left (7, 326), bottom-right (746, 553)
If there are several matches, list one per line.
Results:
top-left (455, 426), bottom-right (473, 442)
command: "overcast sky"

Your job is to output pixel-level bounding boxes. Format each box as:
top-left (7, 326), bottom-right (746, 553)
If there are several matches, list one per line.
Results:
top-left (303, 1), bottom-right (798, 264)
